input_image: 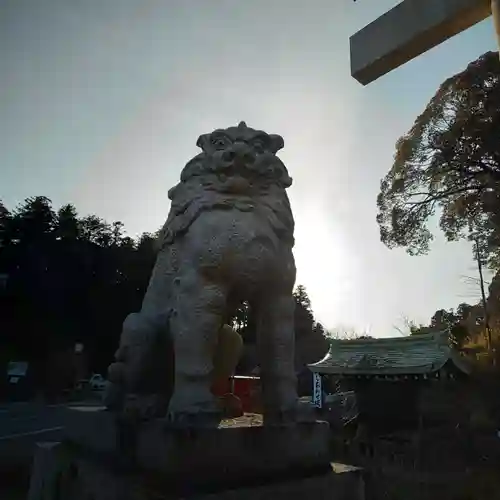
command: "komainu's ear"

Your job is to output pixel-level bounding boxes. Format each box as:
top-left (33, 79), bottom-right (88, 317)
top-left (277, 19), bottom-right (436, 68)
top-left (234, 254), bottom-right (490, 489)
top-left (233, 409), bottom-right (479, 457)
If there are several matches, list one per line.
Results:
top-left (268, 134), bottom-right (284, 154)
top-left (196, 133), bottom-right (212, 151)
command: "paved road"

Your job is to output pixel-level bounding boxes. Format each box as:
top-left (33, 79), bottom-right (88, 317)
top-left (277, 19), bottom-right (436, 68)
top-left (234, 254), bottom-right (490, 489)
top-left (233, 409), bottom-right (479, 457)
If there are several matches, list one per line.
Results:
top-left (0, 401), bottom-right (102, 467)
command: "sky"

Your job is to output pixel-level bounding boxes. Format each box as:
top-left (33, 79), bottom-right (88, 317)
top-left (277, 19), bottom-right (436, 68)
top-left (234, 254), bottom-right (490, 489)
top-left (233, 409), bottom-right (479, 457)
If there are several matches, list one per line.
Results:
top-left (0, 0), bottom-right (497, 337)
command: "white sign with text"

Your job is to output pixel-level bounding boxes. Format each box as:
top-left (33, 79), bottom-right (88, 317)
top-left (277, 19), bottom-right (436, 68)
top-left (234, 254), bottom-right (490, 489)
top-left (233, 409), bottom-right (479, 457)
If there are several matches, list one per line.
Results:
top-left (312, 372), bottom-right (323, 408)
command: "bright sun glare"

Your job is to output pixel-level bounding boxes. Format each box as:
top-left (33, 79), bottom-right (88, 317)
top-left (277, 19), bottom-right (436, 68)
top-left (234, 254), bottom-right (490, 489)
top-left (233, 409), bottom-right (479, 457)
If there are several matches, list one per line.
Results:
top-left (292, 205), bottom-right (358, 332)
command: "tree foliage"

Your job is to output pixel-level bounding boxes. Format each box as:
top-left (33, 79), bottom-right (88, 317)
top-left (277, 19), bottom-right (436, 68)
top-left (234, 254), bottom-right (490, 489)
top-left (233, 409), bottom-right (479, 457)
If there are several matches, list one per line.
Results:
top-left (293, 284), bottom-right (315, 341)
top-left (0, 197), bottom-right (157, 377)
top-left (377, 51), bottom-right (500, 266)
top-left (410, 304), bottom-right (472, 348)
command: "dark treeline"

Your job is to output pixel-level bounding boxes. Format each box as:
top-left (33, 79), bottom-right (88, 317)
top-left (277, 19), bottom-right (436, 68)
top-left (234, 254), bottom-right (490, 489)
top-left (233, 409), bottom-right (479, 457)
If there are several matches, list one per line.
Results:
top-left (0, 196), bottom-right (158, 375)
top-left (0, 196), bottom-right (328, 394)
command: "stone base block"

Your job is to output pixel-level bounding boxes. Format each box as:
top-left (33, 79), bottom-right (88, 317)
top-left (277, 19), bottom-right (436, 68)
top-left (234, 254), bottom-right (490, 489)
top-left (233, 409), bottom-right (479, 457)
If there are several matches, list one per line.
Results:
top-left (137, 418), bottom-right (331, 491)
top-left (59, 409), bottom-right (363, 497)
top-left (65, 406), bottom-right (116, 455)
top-left (64, 408), bottom-right (332, 490)
top-left (28, 442), bottom-right (366, 500)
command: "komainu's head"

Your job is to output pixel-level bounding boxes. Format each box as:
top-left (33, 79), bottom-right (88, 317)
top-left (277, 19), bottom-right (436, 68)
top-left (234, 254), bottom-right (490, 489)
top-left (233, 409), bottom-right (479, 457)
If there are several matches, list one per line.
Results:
top-left (178, 121), bottom-right (292, 188)
top-left (159, 122), bottom-right (295, 247)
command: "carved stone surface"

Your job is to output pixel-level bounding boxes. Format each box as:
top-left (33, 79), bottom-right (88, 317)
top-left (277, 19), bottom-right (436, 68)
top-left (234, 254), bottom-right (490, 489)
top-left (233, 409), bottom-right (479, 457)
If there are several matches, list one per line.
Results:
top-left (106, 122), bottom-right (300, 426)
top-left (65, 407), bottom-right (117, 457)
top-left (136, 419), bottom-right (331, 487)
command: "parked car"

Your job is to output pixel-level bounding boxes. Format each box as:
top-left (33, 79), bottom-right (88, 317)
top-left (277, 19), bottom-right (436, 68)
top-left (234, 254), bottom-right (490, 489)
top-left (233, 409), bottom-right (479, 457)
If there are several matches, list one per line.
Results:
top-left (89, 374), bottom-right (106, 391)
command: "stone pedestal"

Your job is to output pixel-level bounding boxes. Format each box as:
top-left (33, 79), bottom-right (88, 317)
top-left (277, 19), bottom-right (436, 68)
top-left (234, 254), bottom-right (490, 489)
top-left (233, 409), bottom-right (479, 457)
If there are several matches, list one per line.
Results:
top-left (137, 418), bottom-right (332, 491)
top-left (28, 408), bottom-right (365, 499)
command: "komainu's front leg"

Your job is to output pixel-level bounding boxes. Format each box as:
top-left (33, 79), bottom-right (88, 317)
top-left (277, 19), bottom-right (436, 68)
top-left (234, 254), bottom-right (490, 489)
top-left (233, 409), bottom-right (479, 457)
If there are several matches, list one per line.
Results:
top-left (255, 294), bottom-right (299, 425)
top-left (104, 312), bottom-right (174, 419)
top-left (167, 276), bottom-right (227, 426)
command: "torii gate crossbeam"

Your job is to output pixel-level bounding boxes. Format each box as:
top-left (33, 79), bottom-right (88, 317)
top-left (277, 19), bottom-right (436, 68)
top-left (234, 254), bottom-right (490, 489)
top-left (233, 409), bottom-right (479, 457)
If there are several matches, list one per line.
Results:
top-left (350, 0), bottom-right (498, 85)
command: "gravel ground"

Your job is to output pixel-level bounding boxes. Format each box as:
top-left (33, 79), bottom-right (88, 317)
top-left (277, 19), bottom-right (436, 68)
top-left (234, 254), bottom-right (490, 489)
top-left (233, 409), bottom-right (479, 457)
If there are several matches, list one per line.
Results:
top-left (219, 413), bottom-right (263, 428)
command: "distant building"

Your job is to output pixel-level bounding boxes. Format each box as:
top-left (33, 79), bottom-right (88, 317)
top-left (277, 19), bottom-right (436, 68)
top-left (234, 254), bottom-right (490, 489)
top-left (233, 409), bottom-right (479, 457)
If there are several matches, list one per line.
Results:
top-left (309, 332), bottom-right (471, 435)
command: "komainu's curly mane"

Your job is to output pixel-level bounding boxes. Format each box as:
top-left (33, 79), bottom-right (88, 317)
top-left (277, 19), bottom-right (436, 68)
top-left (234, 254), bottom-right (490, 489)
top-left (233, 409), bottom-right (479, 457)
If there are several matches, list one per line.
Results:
top-left (157, 122), bottom-right (294, 248)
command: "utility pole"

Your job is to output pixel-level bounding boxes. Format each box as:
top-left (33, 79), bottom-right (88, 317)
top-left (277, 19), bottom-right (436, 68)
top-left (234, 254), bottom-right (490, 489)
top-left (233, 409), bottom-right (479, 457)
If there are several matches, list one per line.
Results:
top-left (474, 238), bottom-right (493, 357)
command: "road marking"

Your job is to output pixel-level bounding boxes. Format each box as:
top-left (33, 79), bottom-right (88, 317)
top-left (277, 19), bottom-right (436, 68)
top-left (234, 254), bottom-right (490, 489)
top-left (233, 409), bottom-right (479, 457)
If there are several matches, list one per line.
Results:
top-left (0, 402), bottom-right (73, 414)
top-left (0, 427), bottom-right (64, 441)
top-left (0, 400), bottom-right (102, 415)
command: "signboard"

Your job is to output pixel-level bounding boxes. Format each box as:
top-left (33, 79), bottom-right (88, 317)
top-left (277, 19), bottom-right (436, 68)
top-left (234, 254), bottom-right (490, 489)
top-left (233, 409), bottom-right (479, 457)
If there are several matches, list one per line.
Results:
top-left (7, 361), bottom-right (28, 377)
top-left (312, 372), bottom-right (323, 408)
top-left (6, 361), bottom-right (28, 386)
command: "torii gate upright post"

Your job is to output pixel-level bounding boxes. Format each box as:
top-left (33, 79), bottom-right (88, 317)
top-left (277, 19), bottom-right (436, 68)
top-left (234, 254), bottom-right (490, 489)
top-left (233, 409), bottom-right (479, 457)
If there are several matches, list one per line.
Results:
top-left (493, 0), bottom-right (500, 51)
top-left (350, 0), bottom-right (500, 85)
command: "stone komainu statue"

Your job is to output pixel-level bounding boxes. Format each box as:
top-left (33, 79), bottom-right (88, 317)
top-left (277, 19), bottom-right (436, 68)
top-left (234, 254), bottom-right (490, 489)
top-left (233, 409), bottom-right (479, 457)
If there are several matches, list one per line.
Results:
top-left (105, 122), bottom-right (300, 426)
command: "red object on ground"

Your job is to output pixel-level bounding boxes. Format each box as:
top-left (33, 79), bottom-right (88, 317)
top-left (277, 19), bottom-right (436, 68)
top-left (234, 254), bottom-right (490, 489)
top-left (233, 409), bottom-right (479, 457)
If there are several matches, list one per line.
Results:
top-left (212, 375), bottom-right (261, 414)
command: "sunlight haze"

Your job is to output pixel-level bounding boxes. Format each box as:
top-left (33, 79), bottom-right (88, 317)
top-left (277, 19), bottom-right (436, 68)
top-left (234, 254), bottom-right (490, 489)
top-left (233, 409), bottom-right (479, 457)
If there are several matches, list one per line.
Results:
top-left (1, 0), bottom-right (496, 336)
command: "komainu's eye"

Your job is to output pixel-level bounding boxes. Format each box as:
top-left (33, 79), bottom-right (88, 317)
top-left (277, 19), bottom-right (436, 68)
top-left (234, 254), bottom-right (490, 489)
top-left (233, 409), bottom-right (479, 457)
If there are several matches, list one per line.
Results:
top-left (211, 136), bottom-right (229, 149)
top-left (253, 140), bottom-right (265, 153)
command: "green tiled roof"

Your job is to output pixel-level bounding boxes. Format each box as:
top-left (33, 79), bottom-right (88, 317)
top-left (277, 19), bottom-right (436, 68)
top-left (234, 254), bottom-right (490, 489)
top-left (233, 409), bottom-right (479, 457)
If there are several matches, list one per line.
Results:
top-left (308, 331), bottom-right (470, 376)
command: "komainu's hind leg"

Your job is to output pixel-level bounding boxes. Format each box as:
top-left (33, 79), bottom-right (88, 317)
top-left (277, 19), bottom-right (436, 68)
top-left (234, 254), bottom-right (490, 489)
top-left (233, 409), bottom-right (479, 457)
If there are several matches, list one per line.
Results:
top-left (255, 293), bottom-right (299, 425)
top-left (167, 276), bottom-right (227, 425)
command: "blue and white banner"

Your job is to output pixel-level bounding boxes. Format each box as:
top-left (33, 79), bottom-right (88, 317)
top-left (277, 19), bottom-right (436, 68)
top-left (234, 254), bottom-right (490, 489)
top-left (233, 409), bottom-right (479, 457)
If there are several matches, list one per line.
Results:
top-left (312, 372), bottom-right (323, 408)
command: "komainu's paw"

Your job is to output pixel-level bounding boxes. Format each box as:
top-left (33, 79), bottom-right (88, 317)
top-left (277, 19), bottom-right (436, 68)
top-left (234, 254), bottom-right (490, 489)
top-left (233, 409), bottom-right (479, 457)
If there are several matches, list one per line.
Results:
top-left (122, 394), bottom-right (169, 420)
